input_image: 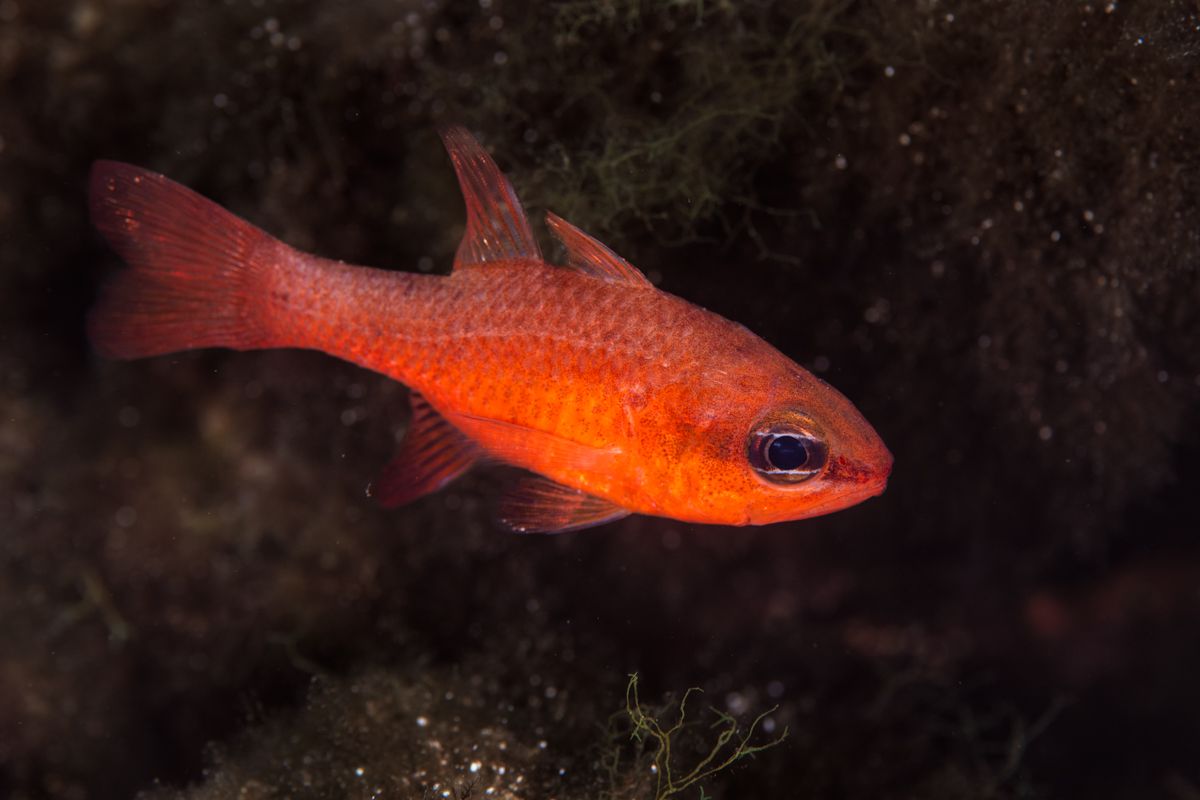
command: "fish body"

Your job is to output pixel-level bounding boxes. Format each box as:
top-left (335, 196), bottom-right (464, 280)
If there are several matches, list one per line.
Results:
top-left (89, 128), bottom-right (891, 532)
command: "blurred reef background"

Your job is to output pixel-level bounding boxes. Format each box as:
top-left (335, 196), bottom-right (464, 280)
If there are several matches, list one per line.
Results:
top-left (2, 0), bottom-right (1200, 798)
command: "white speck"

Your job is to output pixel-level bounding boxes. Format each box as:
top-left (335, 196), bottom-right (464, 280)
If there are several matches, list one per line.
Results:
top-left (354, 767), bottom-right (365, 777)
top-left (884, 65), bottom-right (896, 77)
top-left (898, 132), bottom-right (911, 146)
top-left (662, 528), bottom-right (682, 550)
top-left (1157, 370), bottom-right (1169, 383)
top-left (538, 739), bottom-right (548, 750)
top-left (762, 717), bottom-right (777, 733)
top-left (945, 12), bottom-right (955, 22)
top-left (834, 154), bottom-right (848, 170)
top-left (1050, 230), bottom-right (1062, 242)
top-left (416, 716), bottom-right (429, 727)
top-left (493, 51), bottom-right (508, 65)
top-left (469, 761), bottom-right (482, 773)
top-left (115, 506), bottom-right (137, 527)
top-left (213, 93), bottom-right (229, 109)
top-left (863, 298), bottom-right (890, 324)
top-left (1038, 425), bottom-right (1053, 441)
top-left (1083, 209), bottom-right (1095, 222)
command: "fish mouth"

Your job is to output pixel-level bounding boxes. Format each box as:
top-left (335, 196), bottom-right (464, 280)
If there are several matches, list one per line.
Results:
top-left (745, 468), bottom-right (889, 524)
top-left (819, 448), bottom-right (892, 510)
top-left (868, 447), bottom-right (893, 494)
top-left (742, 446), bottom-right (893, 525)
top-left (829, 446), bottom-right (892, 493)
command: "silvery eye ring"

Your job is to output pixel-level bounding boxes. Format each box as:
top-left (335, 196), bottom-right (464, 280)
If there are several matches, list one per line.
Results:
top-left (747, 427), bottom-right (828, 484)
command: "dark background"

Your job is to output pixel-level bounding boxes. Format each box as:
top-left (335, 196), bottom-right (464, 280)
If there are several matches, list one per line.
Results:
top-left (2, 1), bottom-right (1199, 798)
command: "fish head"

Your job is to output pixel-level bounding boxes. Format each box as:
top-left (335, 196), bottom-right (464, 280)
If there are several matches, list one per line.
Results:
top-left (635, 357), bottom-right (892, 526)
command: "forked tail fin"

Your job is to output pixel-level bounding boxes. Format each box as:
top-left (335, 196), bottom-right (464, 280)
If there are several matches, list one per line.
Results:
top-left (88, 161), bottom-right (287, 359)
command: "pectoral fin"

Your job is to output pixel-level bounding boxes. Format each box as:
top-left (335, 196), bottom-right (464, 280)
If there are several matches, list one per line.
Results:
top-left (444, 410), bottom-right (624, 478)
top-left (374, 392), bottom-right (483, 508)
top-left (498, 475), bottom-right (631, 534)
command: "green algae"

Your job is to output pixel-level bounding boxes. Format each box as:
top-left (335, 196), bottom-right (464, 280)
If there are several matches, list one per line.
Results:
top-left (606, 673), bottom-right (787, 800)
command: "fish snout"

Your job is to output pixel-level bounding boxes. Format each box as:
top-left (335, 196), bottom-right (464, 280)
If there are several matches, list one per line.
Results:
top-left (866, 442), bottom-right (893, 495)
top-left (830, 435), bottom-right (892, 503)
top-left (873, 438), bottom-right (892, 489)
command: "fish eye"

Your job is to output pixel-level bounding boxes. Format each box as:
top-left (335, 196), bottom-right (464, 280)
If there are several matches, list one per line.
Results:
top-left (747, 425), bottom-right (828, 484)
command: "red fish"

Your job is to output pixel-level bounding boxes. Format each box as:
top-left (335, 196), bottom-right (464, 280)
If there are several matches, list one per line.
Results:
top-left (89, 127), bottom-right (891, 533)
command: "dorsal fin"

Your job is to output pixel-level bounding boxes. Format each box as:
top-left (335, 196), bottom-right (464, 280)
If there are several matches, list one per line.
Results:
top-left (373, 392), bottom-right (483, 508)
top-left (439, 126), bottom-right (541, 268)
top-left (545, 211), bottom-right (653, 288)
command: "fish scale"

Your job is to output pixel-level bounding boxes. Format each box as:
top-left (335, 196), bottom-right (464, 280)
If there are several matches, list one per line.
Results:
top-left (87, 126), bottom-right (891, 532)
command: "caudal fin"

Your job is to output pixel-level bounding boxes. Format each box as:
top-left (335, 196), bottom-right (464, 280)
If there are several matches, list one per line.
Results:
top-left (88, 161), bottom-right (286, 359)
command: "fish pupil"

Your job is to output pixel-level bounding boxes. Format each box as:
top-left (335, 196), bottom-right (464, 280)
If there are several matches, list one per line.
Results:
top-left (768, 435), bottom-right (810, 471)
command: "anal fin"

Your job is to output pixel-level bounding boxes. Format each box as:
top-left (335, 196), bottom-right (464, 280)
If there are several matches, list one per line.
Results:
top-left (498, 475), bottom-right (630, 534)
top-left (375, 392), bottom-right (483, 508)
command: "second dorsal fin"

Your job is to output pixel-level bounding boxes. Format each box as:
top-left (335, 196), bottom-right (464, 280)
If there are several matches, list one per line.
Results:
top-left (439, 126), bottom-right (541, 268)
top-left (545, 211), bottom-right (653, 288)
